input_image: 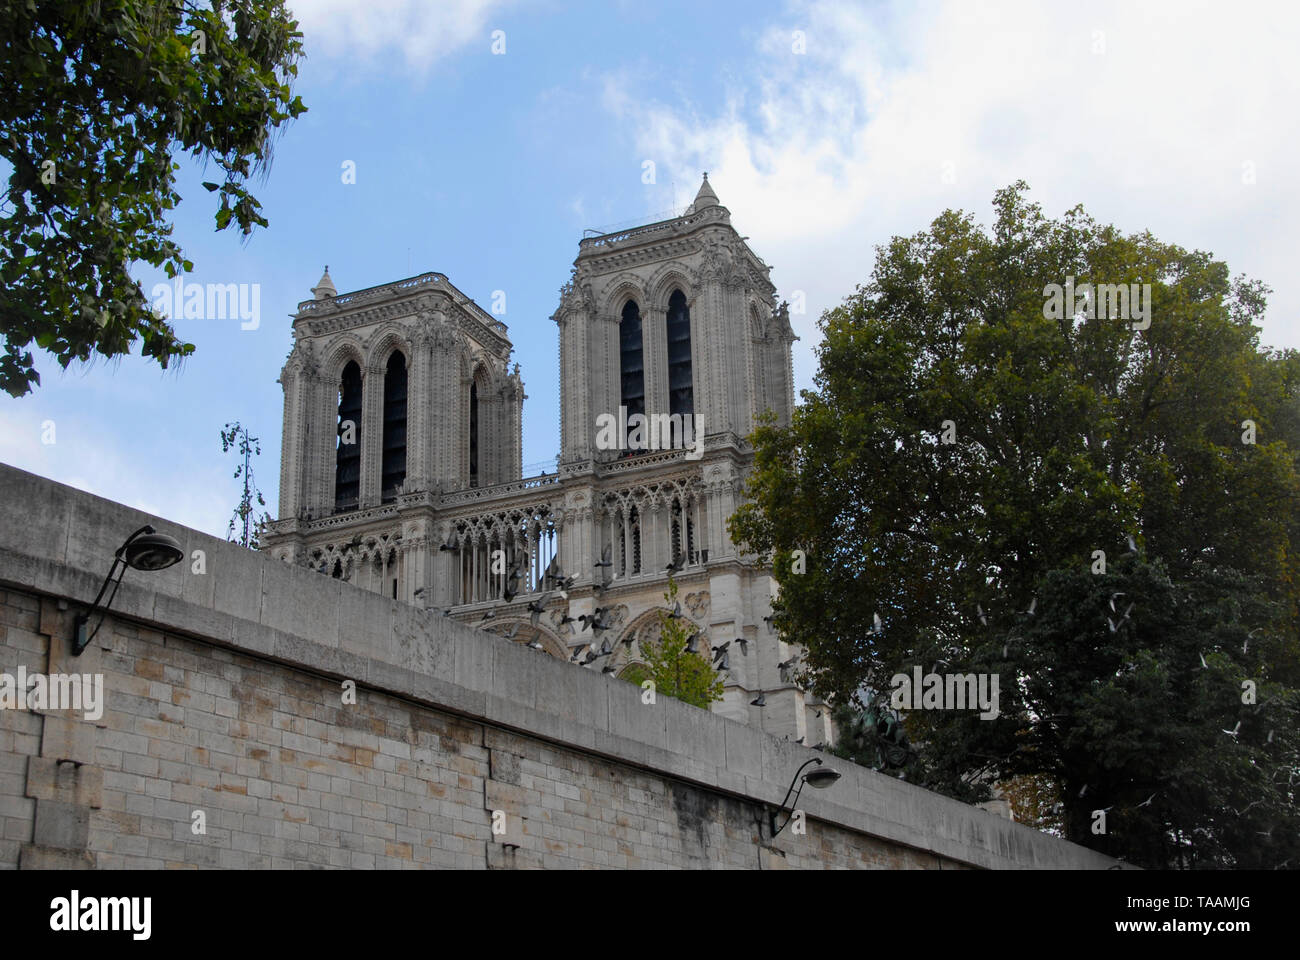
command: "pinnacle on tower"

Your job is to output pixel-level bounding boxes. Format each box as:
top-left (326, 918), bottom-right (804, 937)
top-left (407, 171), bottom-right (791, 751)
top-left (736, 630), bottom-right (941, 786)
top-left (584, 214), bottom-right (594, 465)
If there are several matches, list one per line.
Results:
top-left (312, 265), bottom-right (337, 300)
top-left (692, 172), bottom-right (719, 210)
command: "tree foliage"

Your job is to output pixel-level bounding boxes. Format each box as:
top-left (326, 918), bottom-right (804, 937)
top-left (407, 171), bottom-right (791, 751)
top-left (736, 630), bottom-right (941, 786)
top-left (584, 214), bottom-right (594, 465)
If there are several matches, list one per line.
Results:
top-left (0, 0), bottom-right (307, 396)
top-left (730, 182), bottom-right (1300, 867)
top-left (635, 578), bottom-right (724, 710)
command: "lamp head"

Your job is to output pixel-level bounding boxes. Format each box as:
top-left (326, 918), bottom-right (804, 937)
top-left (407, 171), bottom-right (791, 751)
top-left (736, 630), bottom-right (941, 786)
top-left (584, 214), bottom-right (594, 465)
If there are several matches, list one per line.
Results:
top-left (803, 760), bottom-right (841, 789)
top-left (120, 529), bottom-right (183, 571)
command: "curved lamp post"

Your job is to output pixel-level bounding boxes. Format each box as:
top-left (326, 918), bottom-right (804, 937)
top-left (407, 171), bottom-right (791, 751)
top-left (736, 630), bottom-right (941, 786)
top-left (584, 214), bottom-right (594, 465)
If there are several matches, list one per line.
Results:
top-left (71, 524), bottom-right (184, 656)
top-left (769, 757), bottom-right (841, 837)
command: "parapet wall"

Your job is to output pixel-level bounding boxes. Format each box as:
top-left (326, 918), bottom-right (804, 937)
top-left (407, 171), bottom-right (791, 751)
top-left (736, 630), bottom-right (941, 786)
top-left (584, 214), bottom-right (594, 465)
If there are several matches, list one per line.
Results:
top-left (0, 463), bottom-right (1118, 869)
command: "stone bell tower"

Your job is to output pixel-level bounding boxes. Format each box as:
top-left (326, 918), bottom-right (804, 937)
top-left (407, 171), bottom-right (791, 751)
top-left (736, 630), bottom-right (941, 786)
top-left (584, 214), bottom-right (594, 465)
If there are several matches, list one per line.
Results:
top-left (550, 175), bottom-right (817, 743)
top-left (264, 268), bottom-right (524, 600)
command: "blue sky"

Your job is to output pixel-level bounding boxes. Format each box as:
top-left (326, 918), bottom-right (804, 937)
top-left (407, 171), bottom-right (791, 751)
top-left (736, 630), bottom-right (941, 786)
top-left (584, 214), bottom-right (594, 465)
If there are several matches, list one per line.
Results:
top-left (3, 0), bottom-right (1298, 537)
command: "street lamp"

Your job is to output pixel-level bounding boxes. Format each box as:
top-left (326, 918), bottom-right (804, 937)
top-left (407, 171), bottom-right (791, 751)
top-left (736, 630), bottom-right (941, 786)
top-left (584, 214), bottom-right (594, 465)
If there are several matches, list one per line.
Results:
top-left (71, 524), bottom-right (183, 655)
top-left (769, 757), bottom-right (841, 837)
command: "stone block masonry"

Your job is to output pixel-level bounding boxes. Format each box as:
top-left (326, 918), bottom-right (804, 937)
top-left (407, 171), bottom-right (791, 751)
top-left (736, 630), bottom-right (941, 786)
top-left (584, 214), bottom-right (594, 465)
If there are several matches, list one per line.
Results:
top-left (0, 463), bottom-right (1121, 869)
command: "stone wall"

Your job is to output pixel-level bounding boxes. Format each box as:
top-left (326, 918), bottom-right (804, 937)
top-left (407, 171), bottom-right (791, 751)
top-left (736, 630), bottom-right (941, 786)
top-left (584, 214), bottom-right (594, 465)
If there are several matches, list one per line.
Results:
top-left (0, 463), bottom-right (1119, 869)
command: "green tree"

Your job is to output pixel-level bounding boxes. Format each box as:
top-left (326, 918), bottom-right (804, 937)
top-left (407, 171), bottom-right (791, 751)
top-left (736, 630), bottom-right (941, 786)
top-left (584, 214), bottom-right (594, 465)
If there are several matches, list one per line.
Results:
top-left (0, 0), bottom-right (307, 396)
top-left (730, 182), bottom-right (1300, 867)
top-left (221, 420), bottom-right (268, 549)
top-left (636, 578), bottom-right (724, 709)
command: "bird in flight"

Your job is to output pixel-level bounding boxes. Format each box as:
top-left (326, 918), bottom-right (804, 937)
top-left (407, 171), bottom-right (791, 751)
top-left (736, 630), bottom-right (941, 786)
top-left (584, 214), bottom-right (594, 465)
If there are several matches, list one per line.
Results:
top-left (527, 592), bottom-right (552, 628)
top-left (1244, 627), bottom-right (1263, 654)
top-left (1107, 602), bottom-right (1134, 633)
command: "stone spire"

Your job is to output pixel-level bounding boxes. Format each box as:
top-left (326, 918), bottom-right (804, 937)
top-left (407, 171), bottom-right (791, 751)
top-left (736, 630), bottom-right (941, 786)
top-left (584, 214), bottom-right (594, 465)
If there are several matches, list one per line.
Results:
top-left (692, 173), bottom-right (719, 210)
top-left (311, 266), bottom-right (337, 300)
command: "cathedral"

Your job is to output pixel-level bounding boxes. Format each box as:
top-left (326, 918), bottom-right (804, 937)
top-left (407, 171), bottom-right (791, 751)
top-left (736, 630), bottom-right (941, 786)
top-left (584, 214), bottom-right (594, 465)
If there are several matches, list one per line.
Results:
top-left (263, 176), bottom-right (829, 744)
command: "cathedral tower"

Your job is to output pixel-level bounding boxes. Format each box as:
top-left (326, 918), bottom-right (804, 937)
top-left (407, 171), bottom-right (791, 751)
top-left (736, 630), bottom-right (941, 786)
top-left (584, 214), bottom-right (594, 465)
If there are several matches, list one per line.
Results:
top-left (266, 270), bottom-right (523, 600)
top-left (550, 176), bottom-right (813, 740)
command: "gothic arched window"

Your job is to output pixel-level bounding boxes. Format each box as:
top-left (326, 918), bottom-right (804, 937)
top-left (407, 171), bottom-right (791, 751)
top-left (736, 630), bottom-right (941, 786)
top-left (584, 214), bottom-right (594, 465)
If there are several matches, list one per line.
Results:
top-left (626, 505), bottom-right (641, 575)
top-left (469, 380), bottom-right (480, 488)
top-left (666, 289), bottom-right (693, 418)
top-left (620, 300), bottom-right (645, 423)
top-left (334, 360), bottom-right (362, 511)
top-left (381, 351), bottom-right (407, 500)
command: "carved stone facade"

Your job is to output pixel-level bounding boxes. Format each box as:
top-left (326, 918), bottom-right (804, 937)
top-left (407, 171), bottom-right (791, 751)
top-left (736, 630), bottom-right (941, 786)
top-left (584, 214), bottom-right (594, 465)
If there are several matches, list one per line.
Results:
top-left (265, 178), bottom-right (822, 743)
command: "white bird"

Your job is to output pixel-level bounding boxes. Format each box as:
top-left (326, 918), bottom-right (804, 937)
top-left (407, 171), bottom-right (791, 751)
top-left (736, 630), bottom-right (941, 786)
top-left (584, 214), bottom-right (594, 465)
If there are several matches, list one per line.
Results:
top-left (1026, 597), bottom-right (1037, 616)
top-left (1223, 721), bottom-right (1241, 739)
top-left (977, 604), bottom-right (988, 627)
top-left (1106, 602), bottom-right (1134, 633)
top-left (1138, 793), bottom-right (1156, 808)
top-left (1244, 628), bottom-right (1262, 654)
top-left (1199, 652), bottom-right (1208, 669)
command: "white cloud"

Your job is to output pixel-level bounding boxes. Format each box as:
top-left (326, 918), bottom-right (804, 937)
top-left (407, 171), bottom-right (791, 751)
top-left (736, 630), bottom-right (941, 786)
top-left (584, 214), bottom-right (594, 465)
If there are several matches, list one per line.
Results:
top-left (0, 407), bottom-right (234, 539)
top-left (288, 0), bottom-right (516, 71)
top-left (608, 0), bottom-right (1300, 391)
